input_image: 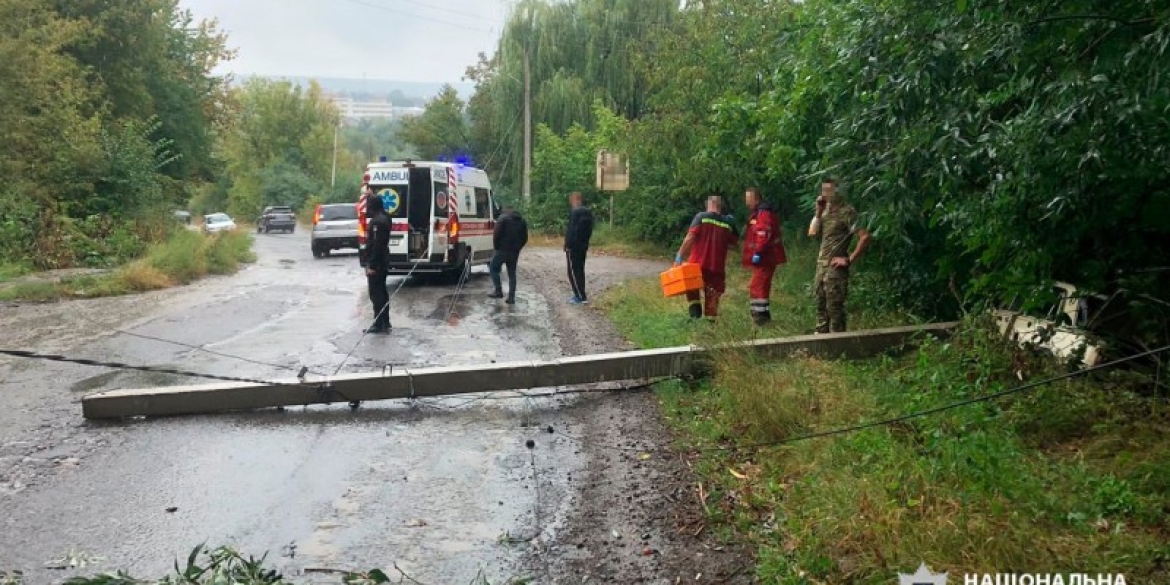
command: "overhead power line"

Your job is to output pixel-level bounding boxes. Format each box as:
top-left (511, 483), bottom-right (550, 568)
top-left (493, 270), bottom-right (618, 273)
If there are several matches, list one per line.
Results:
top-left (334, 0), bottom-right (497, 33)
top-left (716, 344), bottom-right (1170, 453)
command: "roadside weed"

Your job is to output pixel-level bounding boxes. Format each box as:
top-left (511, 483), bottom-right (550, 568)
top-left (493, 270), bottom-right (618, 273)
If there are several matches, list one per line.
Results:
top-left (48, 544), bottom-right (530, 585)
top-left (599, 253), bottom-right (1170, 583)
top-left (0, 231), bottom-right (255, 302)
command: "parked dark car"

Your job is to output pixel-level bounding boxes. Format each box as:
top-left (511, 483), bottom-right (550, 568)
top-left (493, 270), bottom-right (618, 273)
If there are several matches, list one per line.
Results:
top-left (258, 206), bottom-right (297, 234)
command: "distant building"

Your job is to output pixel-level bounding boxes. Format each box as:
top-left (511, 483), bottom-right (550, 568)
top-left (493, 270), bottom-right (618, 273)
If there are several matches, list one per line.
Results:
top-left (391, 106), bottom-right (425, 118)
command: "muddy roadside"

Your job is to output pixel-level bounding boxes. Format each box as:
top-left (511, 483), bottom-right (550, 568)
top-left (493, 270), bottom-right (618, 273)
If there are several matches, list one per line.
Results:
top-left (520, 248), bottom-right (755, 584)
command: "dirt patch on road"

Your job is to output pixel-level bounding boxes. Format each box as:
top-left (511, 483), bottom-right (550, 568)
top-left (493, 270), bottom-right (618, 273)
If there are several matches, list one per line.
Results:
top-left (521, 248), bottom-right (755, 584)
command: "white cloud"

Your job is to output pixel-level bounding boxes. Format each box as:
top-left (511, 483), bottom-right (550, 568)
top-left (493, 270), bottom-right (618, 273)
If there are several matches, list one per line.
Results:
top-left (180, 0), bottom-right (512, 82)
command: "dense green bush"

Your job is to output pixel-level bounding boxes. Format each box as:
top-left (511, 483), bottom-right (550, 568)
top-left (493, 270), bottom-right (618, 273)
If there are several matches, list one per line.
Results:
top-left (458, 0), bottom-right (1170, 328)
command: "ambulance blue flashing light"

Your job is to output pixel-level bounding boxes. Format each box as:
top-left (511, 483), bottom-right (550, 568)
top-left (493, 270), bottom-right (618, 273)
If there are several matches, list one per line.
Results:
top-left (378, 156), bottom-right (388, 162)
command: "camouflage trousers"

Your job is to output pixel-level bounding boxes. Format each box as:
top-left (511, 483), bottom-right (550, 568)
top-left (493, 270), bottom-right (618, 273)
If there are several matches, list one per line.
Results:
top-left (815, 268), bottom-right (850, 333)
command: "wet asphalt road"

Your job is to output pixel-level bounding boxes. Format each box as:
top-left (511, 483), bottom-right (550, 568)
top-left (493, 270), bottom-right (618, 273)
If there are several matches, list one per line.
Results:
top-left (0, 231), bottom-right (586, 583)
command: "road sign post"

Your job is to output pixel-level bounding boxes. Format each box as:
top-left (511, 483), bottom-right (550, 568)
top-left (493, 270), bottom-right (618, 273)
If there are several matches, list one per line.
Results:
top-left (596, 150), bottom-right (629, 228)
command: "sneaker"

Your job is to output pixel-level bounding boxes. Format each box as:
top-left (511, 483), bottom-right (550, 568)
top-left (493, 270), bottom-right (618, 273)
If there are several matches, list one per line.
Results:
top-left (364, 325), bottom-right (391, 335)
top-left (487, 291), bottom-right (504, 299)
top-left (568, 297), bottom-right (585, 305)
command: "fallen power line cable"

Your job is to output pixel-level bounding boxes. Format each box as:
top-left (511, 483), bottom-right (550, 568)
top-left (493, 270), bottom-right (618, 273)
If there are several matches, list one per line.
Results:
top-left (702, 343), bottom-right (1170, 453)
top-left (108, 327), bottom-right (332, 378)
top-left (513, 346), bottom-right (1170, 456)
top-left (334, 259), bottom-right (426, 376)
top-left (0, 348), bottom-right (300, 388)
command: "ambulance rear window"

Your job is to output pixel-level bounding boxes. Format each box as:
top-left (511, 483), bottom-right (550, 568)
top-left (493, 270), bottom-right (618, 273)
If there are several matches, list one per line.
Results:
top-left (474, 188), bottom-right (491, 219)
top-left (368, 185), bottom-right (407, 218)
top-left (320, 205), bottom-right (357, 221)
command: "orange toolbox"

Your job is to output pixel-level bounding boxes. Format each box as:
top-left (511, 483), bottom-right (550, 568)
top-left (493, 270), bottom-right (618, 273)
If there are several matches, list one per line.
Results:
top-left (660, 263), bottom-right (704, 297)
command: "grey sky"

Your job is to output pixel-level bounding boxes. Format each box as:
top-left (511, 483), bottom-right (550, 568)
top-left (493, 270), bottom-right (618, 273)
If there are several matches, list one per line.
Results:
top-left (180, 0), bottom-right (512, 82)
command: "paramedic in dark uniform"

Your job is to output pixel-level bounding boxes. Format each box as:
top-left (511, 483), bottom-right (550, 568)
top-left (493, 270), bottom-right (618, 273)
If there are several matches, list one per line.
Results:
top-left (674, 195), bottom-right (738, 319)
top-left (364, 194), bottom-right (392, 334)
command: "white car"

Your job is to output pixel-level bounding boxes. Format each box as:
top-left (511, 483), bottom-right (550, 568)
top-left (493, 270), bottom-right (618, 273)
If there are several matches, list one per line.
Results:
top-left (203, 213), bottom-right (237, 234)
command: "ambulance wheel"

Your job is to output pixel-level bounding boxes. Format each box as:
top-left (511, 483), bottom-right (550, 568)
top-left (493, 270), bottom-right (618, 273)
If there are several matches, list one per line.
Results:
top-left (439, 255), bottom-right (470, 285)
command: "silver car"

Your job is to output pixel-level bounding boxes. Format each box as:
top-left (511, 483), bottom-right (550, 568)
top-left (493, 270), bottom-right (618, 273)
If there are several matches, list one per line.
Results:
top-left (311, 203), bottom-right (360, 258)
top-left (203, 213), bottom-right (237, 234)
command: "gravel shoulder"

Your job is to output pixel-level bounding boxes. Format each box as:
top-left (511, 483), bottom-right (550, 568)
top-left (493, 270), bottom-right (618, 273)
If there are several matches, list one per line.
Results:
top-left (520, 247), bottom-right (755, 584)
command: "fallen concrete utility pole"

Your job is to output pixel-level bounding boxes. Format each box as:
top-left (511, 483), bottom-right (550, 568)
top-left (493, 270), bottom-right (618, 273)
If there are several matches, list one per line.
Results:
top-left (81, 323), bottom-right (956, 419)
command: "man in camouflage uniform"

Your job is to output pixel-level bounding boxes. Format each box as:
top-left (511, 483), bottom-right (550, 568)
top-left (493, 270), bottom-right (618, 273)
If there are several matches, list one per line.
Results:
top-left (810, 178), bottom-right (870, 333)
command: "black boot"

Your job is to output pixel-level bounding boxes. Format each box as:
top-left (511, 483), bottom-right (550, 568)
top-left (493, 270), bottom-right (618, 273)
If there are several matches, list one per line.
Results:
top-left (488, 290), bottom-right (504, 299)
top-left (689, 303), bottom-right (703, 320)
top-left (505, 291), bottom-right (516, 304)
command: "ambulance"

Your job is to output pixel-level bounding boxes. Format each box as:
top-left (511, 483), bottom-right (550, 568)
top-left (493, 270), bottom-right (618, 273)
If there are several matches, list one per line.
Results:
top-left (357, 159), bottom-right (498, 280)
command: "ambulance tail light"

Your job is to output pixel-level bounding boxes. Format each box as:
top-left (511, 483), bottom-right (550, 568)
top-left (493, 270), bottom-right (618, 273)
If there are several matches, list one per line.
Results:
top-left (447, 214), bottom-right (460, 243)
top-left (356, 200), bottom-right (367, 243)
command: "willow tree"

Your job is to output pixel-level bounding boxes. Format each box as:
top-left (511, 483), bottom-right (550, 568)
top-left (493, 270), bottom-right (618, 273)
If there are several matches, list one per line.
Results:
top-left (468, 0), bottom-right (679, 193)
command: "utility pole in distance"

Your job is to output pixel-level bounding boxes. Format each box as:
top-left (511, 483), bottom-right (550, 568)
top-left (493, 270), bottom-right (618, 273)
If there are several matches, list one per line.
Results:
top-left (522, 48), bottom-right (532, 202)
top-left (330, 120), bottom-right (340, 190)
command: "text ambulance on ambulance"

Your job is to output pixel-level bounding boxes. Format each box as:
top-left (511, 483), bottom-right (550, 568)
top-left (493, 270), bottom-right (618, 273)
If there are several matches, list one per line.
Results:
top-left (357, 160), bottom-right (498, 282)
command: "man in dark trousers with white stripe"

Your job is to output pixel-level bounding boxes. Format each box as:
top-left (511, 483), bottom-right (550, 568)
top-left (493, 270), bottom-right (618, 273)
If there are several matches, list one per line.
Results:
top-left (564, 191), bottom-right (594, 305)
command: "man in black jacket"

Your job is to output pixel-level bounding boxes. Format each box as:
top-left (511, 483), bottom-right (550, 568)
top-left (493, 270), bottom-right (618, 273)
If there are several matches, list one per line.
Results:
top-left (489, 206), bottom-right (529, 304)
top-left (364, 195), bottom-right (392, 334)
top-left (564, 191), bottom-right (594, 304)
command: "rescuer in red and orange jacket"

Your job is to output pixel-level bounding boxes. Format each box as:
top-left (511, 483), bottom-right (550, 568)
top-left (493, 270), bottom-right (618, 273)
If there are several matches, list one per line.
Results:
top-left (675, 195), bottom-right (738, 319)
top-left (743, 186), bottom-right (787, 325)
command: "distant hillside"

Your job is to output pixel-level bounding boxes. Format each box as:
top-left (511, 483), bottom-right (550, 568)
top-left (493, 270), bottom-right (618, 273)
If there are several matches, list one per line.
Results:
top-left (237, 75), bottom-right (474, 103)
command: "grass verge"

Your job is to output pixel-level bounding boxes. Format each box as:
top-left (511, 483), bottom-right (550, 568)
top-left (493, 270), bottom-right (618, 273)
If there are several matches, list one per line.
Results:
top-left (597, 241), bottom-right (1170, 583)
top-left (0, 230), bottom-right (256, 303)
top-left (0, 262), bottom-right (30, 283)
top-left (529, 223), bottom-right (671, 259)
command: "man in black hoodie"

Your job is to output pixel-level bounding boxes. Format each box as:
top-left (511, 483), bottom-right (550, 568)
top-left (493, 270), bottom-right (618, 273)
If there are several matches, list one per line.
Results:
top-left (489, 206), bottom-right (529, 304)
top-left (364, 194), bottom-right (392, 334)
top-left (564, 191), bottom-right (594, 304)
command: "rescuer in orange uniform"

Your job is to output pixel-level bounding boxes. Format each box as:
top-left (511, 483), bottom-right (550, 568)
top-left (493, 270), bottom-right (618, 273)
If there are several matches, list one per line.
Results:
top-left (743, 186), bottom-right (787, 325)
top-left (675, 195), bottom-right (738, 319)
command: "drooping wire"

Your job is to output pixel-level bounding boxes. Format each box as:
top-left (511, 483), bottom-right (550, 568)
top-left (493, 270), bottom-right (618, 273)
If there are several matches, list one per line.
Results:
top-left (443, 255), bottom-right (475, 323)
top-left (0, 349), bottom-right (300, 388)
top-left (107, 326), bottom-right (332, 378)
top-left (333, 259), bottom-right (425, 376)
top-left (654, 344), bottom-right (1170, 454)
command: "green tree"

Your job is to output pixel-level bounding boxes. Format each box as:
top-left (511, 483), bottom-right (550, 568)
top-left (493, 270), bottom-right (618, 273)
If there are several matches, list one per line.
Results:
top-left (0, 0), bottom-right (230, 269)
top-left (398, 85), bottom-right (471, 160)
top-left (218, 79), bottom-right (340, 218)
top-left (49, 0), bottom-right (232, 183)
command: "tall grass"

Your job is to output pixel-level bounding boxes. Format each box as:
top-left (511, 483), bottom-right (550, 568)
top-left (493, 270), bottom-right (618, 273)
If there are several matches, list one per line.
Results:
top-left (597, 239), bottom-right (1170, 583)
top-left (598, 240), bottom-right (915, 349)
top-left (0, 262), bottom-right (29, 283)
top-left (0, 230), bottom-right (255, 302)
